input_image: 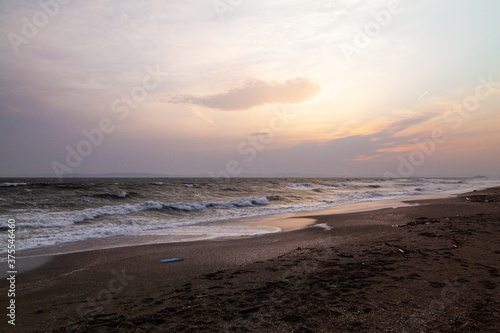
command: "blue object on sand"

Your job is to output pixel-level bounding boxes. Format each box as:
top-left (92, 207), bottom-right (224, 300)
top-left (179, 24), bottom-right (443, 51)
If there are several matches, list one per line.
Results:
top-left (158, 258), bottom-right (184, 263)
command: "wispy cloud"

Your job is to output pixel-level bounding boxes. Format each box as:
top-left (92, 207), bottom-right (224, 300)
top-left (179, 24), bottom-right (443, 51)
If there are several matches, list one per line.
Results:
top-left (250, 132), bottom-right (271, 136)
top-left (168, 78), bottom-right (320, 111)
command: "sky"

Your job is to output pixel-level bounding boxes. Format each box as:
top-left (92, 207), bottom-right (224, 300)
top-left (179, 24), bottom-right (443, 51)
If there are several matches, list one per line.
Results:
top-left (0, 0), bottom-right (499, 178)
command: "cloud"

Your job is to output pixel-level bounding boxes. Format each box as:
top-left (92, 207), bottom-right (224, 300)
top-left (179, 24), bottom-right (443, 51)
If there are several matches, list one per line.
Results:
top-left (250, 132), bottom-right (271, 136)
top-left (87, 0), bottom-right (112, 12)
top-left (169, 78), bottom-right (320, 111)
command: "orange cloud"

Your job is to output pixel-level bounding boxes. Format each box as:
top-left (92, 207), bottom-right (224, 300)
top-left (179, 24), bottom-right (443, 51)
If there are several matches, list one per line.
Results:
top-left (168, 77), bottom-right (320, 111)
top-left (377, 145), bottom-right (418, 153)
top-left (353, 154), bottom-right (382, 161)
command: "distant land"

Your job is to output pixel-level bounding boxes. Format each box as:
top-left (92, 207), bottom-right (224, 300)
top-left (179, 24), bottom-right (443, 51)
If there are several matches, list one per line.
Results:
top-left (1, 173), bottom-right (171, 179)
top-left (0, 173), bottom-right (493, 179)
top-left (2, 172), bottom-right (367, 179)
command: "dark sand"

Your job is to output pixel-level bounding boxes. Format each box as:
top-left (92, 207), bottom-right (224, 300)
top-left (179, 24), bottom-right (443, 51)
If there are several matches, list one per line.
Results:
top-left (1, 187), bottom-right (499, 332)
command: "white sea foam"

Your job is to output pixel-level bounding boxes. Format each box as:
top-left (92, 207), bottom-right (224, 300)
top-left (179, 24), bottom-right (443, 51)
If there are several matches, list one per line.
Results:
top-left (141, 225), bottom-right (281, 237)
top-left (2, 177), bottom-right (499, 255)
top-left (314, 223), bottom-right (331, 231)
top-left (6, 223), bottom-right (282, 256)
top-left (10, 197), bottom-right (270, 229)
top-left (286, 183), bottom-right (315, 189)
top-left (108, 191), bottom-right (127, 198)
top-left (320, 183), bottom-right (354, 187)
top-left (0, 182), bottom-right (27, 187)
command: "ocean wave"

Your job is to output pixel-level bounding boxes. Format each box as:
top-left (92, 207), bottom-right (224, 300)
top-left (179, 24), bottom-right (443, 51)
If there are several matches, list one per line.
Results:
top-left (395, 183), bottom-right (426, 187)
top-left (286, 183), bottom-right (315, 189)
top-left (6, 223), bottom-right (282, 255)
top-left (94, 191), bottom-right (129, 198)
top-left (13, 197), bottom-right (270, 228)
top-left (165, 197), bottom-right (270, 211)
top-left (111, 191), bottom-right (127, 198)
top-left (365, 191), bottom-right (384, 197)
top-left (55, 183), bottom-right (93, 189)
top-left (222, 187), bottom-right (239, 191)
top-left (0, 182), bottom-right (27, 187)
top-left (320, 183), bottom-right (354, 187)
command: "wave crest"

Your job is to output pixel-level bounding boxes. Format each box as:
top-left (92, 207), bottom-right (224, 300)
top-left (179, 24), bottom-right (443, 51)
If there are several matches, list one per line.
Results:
top-left (0, 182), bottom-right (27, 187)
top-left (15, 197), bottom-right (270, 228)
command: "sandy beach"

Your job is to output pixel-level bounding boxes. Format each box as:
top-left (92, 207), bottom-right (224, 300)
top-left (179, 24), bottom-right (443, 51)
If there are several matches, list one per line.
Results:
top-left (3, 1), bottom-right (499, 332)
top-left (1, 187), bottom-right (499, 332)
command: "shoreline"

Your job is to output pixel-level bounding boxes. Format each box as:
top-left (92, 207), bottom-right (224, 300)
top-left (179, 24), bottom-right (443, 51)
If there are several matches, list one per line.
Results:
top-left (10, 187), bottom-right (481, 261)
top-left (1, 186), bottom-right (499, 331)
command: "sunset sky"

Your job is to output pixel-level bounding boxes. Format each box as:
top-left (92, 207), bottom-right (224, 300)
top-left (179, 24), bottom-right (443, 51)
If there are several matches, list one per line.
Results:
top-left (1, 0), bottom-right (499, 177)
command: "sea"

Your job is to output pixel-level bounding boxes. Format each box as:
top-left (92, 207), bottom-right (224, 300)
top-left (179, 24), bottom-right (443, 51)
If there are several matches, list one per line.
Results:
top-left (1, 177), bottom-right (499, 255)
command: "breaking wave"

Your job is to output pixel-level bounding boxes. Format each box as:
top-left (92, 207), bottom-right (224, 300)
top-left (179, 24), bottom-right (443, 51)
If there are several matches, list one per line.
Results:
top-left (16, 197), bottom-right (270, 228)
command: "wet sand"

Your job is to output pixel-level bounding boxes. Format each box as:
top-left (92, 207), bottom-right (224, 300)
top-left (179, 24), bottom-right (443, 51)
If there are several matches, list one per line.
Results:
top-left (1, 187), bottom-right (499, 332)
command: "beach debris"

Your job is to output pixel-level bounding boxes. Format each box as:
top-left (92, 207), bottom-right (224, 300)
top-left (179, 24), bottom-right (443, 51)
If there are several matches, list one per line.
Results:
top-left (385, 242), bottom-right (409, 254)
top-left (464, 195), bottom-right (497, 203)
top-left (391, 249), bottom-right (408, 254)
top-left (391, 224), bottom-right (399, 228)
top-left (238, 305), bottom-right (263, 314)
top-left (158, 258), bottom-right (184, 263)
top-left (459, 322), bottom-right (471, 329)
top-left (315, 223), bottom-right (332, 231)
top-left (404, 218), bottom-right (440, 227)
